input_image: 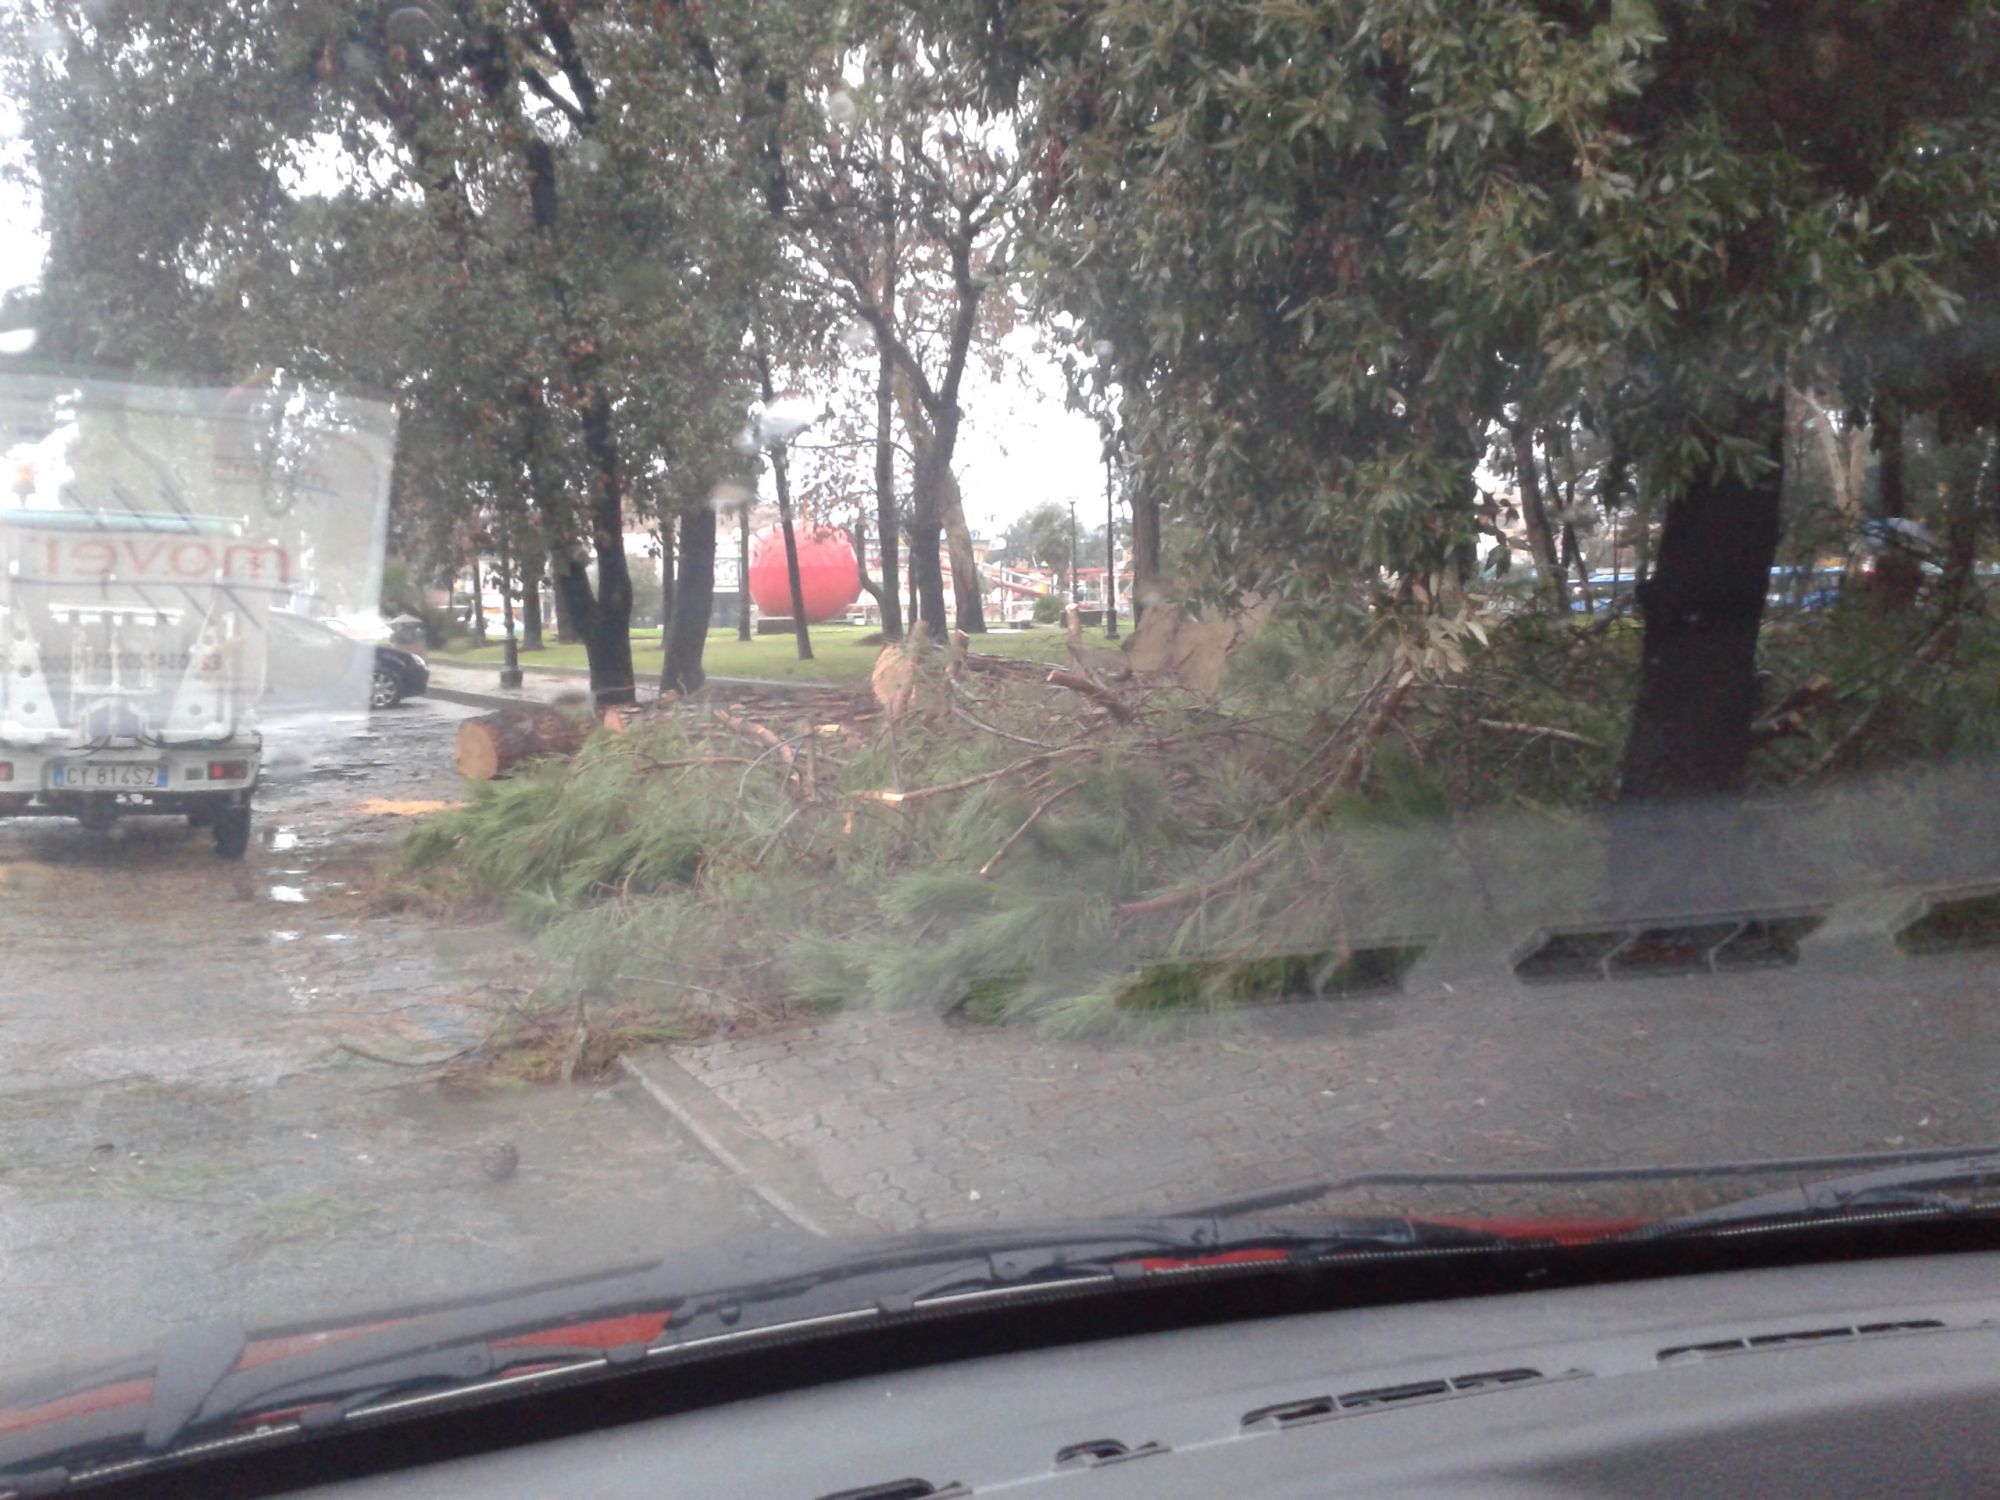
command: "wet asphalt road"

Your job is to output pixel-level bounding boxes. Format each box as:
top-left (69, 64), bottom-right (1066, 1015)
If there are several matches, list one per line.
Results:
top-left (11, 695), bottom-right (2000, 1388)
top-left (0, 698), bottom-right (778, 1376)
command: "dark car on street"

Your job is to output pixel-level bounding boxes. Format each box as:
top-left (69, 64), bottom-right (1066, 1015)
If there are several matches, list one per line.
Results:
top-left (265, 610), bottom-right (429, 713)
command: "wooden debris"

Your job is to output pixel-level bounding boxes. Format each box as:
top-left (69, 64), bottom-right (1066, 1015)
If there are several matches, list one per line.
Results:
top-left (1750, 673), bottom-right (1835, 747)
top-left (455, 703), bottom-right (595, 780)
top-left (713, 707), bottom-right (792, 760)
top-left (1046, 667), bottom-right (1136, 721)
top-left (851, 745), bottom-right (1094, 805)
top-left (603, 692), bottom-right (676, 733)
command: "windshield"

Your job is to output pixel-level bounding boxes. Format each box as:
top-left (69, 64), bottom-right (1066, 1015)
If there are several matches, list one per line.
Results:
top-left (0, 0), bottom-right (1996, 1442)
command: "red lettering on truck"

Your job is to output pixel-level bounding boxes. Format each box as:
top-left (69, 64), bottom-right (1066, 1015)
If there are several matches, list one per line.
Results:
top-left (17, 531), bottom-right (291, 584)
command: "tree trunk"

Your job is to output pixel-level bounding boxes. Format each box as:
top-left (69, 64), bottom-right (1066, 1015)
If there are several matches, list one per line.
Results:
top-left (1943, 431), bottom-right (1996, 608)
top-left (664, 503), bottom-right (716, 695)
top-left (547, 548), bottom-right (631, 709)
top-left (894, 374), bottom-right (982, 634)
top-left (455, 703), bottom-right (594, 780)
top-left (1618, 400), bottom-right (1786, 800)
top-left (1802, 389), bottom-right (1871, 521)
top-left (658, 515), bottom-right (676, 652)
top-left (506, 108), bottom-right (635, 701)
top-left (469, 557), bottom-right (487, 644)
top-left (773, 447), bottom-right (814, 659)
top-left (552, 544), bottom-right (579, 644)
top-left (754, 341), bottom-right (814, 660)
top-left (1131, 482), bottom-right (1162, 623)
top-left (852, 507), bottom-right (887, 617)
top-left (874, 195), bottom-right (904, 641)
top-left (575, 394), bottom-right (638, 706)
top-left (941, 473), bottom-right (985, 633)
top-left (520, 552), bottom-right (544, 651)
top-left (1869, 407), bottom-right (1921, 610)
top-left (908, 502), bottom-right (948, 642)
top-left (1511, 422), bottom-right (1569, 610)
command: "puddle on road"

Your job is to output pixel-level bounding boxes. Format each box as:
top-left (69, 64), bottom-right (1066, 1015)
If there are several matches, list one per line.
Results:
top-left (271, 930), bottom-right (302, 944)
top-left (269, 828), bottom-right (301, 852)
top-left (269, 886), bottom-right (308, 904)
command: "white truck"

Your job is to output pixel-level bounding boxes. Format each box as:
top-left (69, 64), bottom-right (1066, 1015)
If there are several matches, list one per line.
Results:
top-left (0, 509), bottom-right (276, 857)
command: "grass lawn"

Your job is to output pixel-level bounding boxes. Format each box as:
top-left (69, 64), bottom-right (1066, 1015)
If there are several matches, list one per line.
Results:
top-left (436, 623), bottom-right (1079, 683)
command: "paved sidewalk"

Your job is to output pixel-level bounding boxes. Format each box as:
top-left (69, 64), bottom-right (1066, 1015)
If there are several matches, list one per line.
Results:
top-left (423, 658), bottom-right (592, 713)
top-left (632, 937), bottom-right (2000, 1237)
top-left (424, 657), bottom-right (818, 713)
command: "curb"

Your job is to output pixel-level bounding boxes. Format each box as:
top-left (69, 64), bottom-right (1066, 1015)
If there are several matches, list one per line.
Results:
top-left (424, 684), bottom-right (546, 714)
top-left (425, 675), bottom-right (847, 713)
top-left (618, 1052), bottom-right (871, 1239)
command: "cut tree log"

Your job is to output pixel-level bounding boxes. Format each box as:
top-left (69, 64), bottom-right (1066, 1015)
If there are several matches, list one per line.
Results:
top-left (455, 704), bottom-right (596, 780)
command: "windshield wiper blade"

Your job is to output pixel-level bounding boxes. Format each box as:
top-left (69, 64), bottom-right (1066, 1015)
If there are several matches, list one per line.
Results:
top-left (1183, 1141), bottom-right (2000, 1220)
top-left (662, 1213), bottom-right (1512, 1333)
top-left (1638, 1151), bottom-right (2000, 1238)
top-left (0, 1214), bottom-right (1508, 1493)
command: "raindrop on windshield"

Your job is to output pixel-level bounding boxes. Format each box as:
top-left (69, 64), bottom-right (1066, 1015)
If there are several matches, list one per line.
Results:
top-left (732, 425), bottom-right (761, 456)
top-left (26, 21), bottom-right (66, 57)
top-left (0, 329), bottom-right (37, 356)
top-left (707, 482), bottom-right (753, 514)
top-left (838, 321), bottom-right (876, 354)
top-left (825, 91), bottom-right (858, 128)
top-left (385, 6), bottom-right (442, 49)
top-left (573, 139), bottom-right (606, 173)
top-left (1092, 338), bottom-right (1116, 360)
top-left (753, 393), bottom-right (821, 446)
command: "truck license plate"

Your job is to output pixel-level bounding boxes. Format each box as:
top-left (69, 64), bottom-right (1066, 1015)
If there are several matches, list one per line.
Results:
top-left (52, 763), bottom-right (168, 790)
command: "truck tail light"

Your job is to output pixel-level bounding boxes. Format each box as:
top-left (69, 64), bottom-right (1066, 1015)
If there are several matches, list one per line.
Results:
top-left (0, 762), bottom-right (12, 782)
top-left (208, 761), bottom-right (249, 780)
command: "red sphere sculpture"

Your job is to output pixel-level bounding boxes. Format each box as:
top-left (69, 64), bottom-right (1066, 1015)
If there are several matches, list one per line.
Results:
top-left (747, 525), bottom-right (862, 623)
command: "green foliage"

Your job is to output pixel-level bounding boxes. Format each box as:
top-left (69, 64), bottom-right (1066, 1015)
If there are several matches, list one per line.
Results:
top-left (1031, 593), bottom-right (1068, 624)
top-left (991, 0), bottom-right (2000, 622)
top-left (406, 727), bottom-right (748, 915)
top-left (2, 0), bottom-right (840, 687)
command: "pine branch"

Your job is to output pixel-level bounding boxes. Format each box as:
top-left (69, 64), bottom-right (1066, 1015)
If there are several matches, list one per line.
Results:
top-left (979, 781), bottom-right (1083, 879)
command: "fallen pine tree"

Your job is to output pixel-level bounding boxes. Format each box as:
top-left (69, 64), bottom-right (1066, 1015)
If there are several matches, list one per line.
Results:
top-left (401, 596), bottom-right (1998, 1040)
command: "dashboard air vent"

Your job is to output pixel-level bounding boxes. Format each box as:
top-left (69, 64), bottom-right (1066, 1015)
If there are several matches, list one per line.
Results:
top-left (1242, 1367), bottom-right (1544, 1430)
top-left (1658, 1319), bottom-right (1945, 1364)
top-left (1054, 1437), bottom-right (1167, 1469)
top-left (816, 1481), bottom-right (969, 1500)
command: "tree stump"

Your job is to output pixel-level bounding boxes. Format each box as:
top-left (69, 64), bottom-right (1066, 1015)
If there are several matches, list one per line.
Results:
top-left (454, 704), bottom-right (595, 780)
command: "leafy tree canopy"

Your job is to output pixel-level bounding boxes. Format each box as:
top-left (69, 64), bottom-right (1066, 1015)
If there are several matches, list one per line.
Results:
top-left (989, 0), bottom-right (1999, 616)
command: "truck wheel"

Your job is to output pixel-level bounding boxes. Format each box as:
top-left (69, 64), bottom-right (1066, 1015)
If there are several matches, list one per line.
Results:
top-left (186, 806), bottom-right (215, 830)
top-left (213, 806), bottom-right (252, 860)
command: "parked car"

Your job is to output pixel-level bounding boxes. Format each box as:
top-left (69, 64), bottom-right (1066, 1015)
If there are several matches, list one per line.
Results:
top-left (264, 610), bottom-right (429, 713)
top-left (369, 639), bottom-right (431, 708)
